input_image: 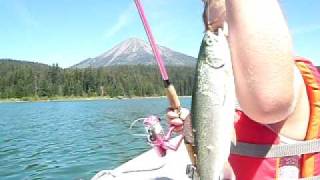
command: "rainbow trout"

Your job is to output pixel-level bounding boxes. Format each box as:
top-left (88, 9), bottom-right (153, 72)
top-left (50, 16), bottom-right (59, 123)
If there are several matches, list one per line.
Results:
top-left (191, 28), bottom-right (235, 179)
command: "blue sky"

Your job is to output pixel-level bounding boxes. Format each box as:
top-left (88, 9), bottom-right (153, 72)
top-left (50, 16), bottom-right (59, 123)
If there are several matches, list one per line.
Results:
top-left (0, 0), bottom-right (319, 68)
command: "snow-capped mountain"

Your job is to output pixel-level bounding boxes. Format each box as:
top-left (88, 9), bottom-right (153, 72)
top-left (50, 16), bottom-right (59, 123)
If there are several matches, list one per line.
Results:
top-left (71, 38), bottom-right (196, 68)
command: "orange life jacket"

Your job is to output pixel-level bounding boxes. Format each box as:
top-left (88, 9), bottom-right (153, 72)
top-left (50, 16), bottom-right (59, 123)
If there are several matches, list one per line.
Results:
top-left (229, 57), bottom-right (320, 180)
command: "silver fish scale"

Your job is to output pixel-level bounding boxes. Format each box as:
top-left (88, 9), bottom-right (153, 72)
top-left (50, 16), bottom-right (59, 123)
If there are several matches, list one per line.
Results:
top-left (192, 30), bottom-right (235, 180)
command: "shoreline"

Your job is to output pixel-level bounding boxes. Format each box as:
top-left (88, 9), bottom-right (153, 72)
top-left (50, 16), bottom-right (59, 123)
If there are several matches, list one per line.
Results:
top-left (0, 96), bottom-right (191, 103)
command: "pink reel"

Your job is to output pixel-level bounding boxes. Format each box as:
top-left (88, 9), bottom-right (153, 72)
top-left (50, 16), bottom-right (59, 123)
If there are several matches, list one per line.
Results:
top-left (143, 115), bottom-right (184, 157)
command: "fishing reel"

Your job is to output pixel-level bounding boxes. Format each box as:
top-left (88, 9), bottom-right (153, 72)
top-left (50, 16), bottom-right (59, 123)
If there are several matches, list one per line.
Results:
top-left (142, 115), bottom-right (184, 157)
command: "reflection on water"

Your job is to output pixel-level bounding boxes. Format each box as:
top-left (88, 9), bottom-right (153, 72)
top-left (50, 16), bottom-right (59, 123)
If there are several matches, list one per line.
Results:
top-left (0, 97), bottom-right (191, 179)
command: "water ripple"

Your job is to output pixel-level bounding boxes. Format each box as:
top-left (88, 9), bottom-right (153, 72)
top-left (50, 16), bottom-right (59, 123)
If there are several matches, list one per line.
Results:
top-left (0, 98), bottom-right (191, 179)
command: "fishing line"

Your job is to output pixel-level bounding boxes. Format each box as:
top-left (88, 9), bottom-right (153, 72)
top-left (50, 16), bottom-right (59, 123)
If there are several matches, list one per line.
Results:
top-left (203, 0), bottom-right (210, 30)
top-left (207, 0), bottom-right (210, 28)
top-left (129, 118), bottom-right (146, 129)
top-left (129, 118), bottom-right (148, 137)
top-left (94, 116), bottom-right (168, 179)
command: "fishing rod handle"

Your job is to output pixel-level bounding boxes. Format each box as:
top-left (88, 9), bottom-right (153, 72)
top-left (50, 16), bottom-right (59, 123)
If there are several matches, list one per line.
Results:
top-left (166, 83), bottom-right (198, 168)
top-left (165, 84), bottom-right (181, 110)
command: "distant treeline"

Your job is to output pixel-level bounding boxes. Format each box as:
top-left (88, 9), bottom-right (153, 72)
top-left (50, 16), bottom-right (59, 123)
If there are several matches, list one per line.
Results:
top-left (0, 60), bottom-right (195, 99)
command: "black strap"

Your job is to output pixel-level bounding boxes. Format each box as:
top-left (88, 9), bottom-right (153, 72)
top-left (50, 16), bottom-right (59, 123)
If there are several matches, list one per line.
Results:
top-left (300, 175), bottom-right (320, 180)
top-left (231, 139), bottom-right (320, 158)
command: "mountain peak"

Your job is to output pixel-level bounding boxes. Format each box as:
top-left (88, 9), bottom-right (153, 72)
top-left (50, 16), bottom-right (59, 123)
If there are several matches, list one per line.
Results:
top-left (125, 37), bottom-right (146, 44)
top-left (118, 37), bottom-right (147, 49)
top-left (72, 38), bottom-right (196, 68)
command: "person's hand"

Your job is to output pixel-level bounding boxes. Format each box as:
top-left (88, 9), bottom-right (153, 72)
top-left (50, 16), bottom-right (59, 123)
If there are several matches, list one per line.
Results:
top-left (203, 0), bottom-right (226, 31)
top-left (166, 108), bottom-right (190, 133)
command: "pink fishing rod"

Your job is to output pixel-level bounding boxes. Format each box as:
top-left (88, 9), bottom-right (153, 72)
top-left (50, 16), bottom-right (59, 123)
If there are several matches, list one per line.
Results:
top-left (134, 0), bottom-right (180, 109)
top-left (134, 0), bottom-right (197, 168)
top-left (134, 0), bottom-right (168, 81)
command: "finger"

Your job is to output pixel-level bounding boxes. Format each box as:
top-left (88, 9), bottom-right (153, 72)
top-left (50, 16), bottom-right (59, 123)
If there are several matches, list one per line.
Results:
top-left (167, 111), bottom-right (179, 119)
top-left (168, 118), bottom-right (183, 126)
top-left (167, 107), bottom-right (181, 113)
top-left (173, 125), bottom-right (183, 132)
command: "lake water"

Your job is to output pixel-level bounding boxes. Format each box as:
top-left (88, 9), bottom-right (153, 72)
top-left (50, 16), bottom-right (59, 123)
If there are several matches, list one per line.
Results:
top-left (0, 97), bottom-right (191, 180)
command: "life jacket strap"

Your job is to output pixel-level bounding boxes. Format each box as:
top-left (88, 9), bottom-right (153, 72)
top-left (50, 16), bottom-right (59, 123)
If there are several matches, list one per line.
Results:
top-left (300, 175), bottom-right (320, 180)
top-left (231, 139), bottom-right (320, 158)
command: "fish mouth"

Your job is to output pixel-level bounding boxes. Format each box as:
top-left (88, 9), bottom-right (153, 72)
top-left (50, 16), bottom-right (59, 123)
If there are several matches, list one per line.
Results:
top-left (206, 57), bottom-right (225, 69)
top-left (201, 31), bottom-right (226, 69)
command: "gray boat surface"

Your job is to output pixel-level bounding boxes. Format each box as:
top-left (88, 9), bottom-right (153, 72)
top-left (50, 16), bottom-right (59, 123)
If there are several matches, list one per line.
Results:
top-left (92, 136), bottom-right (191, 180)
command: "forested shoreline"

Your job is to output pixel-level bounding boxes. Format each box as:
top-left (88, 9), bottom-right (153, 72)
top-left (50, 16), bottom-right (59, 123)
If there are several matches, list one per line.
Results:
top-left (0, 60), bottom-right (195, 100)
